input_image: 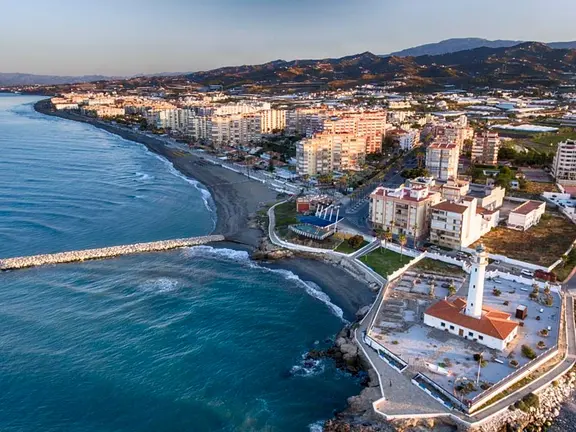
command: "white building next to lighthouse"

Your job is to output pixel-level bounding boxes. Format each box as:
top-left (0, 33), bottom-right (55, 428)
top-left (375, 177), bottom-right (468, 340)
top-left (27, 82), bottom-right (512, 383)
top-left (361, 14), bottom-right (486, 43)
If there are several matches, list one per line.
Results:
top-left (423, 244), bottom-right (519, 351)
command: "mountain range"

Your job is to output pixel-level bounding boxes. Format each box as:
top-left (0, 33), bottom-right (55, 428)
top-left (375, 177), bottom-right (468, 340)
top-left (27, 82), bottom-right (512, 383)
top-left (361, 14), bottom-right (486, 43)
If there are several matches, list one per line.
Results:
top-left (3, 38), bottom-right (576, 89)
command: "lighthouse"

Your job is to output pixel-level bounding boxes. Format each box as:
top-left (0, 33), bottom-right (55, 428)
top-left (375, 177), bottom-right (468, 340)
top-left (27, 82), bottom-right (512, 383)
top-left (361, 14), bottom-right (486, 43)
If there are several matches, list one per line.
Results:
top-left (465, 244), bottom-right (489, 319)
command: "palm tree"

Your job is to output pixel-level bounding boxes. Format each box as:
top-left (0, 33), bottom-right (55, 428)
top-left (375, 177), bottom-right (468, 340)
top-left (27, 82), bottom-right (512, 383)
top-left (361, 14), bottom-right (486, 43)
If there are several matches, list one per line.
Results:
top-left (398, 233), bottom-right (407, 263)
top-left (384, 228), bottom-right (393, 251)
top-left (373, 228), bottom-right (384, 253)
top-left (412, 223), bottom-right (419, 249)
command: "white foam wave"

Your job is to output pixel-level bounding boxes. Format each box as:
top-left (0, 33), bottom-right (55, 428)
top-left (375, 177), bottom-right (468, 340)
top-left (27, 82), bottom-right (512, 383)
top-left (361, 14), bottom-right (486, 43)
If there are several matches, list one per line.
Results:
top-left (134, 172), bottom-right (154, 181)
top-left (291, 352), bottom-right (325, 378)
top-left (184, 246), bottom-right (345, 321)
top-left (308, 420), bottom-right (325, 432)
top-left (140, 277), bottom-right (179, 293)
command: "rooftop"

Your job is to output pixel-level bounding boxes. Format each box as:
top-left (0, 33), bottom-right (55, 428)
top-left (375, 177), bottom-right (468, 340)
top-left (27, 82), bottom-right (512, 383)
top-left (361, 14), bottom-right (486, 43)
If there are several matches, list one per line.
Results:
top-left (425, 297), bottom-right (519, 340)
top-left (431, 201), bottom-right (468, 214)
top-left (511, 200), bottom-right (545, 215)
top-left (429, 142), bottom-right (458, 150)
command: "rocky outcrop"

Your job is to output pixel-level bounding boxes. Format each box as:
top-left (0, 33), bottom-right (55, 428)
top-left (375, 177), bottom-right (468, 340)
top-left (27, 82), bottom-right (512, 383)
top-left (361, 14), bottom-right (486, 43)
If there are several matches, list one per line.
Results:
top-left (477, 372), bottom-right (576, 432)
top-left (250, 239), bottom-right (293, 261)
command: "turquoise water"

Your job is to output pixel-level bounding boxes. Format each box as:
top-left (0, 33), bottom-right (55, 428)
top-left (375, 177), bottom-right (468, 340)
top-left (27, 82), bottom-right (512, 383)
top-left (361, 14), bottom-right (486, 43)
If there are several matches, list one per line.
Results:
top-left (0, 95), bottom-right (360, 431)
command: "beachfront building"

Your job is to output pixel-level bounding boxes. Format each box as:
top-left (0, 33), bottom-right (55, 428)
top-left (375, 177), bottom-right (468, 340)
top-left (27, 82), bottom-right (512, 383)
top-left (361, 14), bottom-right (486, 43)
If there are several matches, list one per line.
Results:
top-left (286, 108), bottom-right (329, 136)
top-left (426, 142), bottom-right (459, 181)
top-left (429, 198), bottom-right (499, 249)
top-left (472, 131), bottom-right (500, 165)
top-left (552, 140), bottom-right (576, 186)
top-left (144, 108), bottom-right (195, 132)
top-left (507, 200), bottom-right (546, 231)
top-left (424, 245), bottom-right (519, 351)
top-left (80, 106), bottom-right (125, 118)
top-left (322, 111), bottom-right (387, 154)
top-left (210, 113), bottom-right (262, 148)
top-left (296, 133), bottom-right (367, 176)
top-left (370, 180), bottom-right (442, 240)
top-left (261, 109), bottom-right (287, 133)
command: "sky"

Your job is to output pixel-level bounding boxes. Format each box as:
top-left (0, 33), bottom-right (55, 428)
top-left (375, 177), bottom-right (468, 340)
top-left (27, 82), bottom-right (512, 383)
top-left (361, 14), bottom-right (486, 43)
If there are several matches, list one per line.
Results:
top-left (1, 0), bottom-right (575, 76)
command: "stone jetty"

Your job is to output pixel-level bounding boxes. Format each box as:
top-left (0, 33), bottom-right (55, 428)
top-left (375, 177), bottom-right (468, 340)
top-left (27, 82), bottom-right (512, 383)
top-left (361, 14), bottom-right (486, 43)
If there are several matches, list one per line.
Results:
top-left (0, 235), bottom-right (225, 271)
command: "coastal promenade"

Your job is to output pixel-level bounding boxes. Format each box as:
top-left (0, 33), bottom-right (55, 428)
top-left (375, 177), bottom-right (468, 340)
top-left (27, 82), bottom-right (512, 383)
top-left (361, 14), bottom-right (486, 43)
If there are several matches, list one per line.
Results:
top-left (0, 235), bottom-right (224, 271)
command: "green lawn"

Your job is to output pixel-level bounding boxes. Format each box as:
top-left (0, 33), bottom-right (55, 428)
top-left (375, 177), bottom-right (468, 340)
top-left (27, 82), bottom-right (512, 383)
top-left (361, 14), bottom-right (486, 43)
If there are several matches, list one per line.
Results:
top-left (359, 248), bottom-right (406, 277)
top-left (335, 239), bottom-right (369, 254)
top-left (413, 258), bottom-right (465, 276)
top-left (274, 201), bottom-right (298, 228)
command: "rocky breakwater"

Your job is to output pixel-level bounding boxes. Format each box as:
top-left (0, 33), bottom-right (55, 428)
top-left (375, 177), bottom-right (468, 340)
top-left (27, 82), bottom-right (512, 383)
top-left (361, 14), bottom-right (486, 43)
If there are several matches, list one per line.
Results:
top-left (0, 235), bottom-right (225, 270)
top-left (250, 238), bottom-right (294, 261)
top-left (478, 371), bottom-right (576, 432)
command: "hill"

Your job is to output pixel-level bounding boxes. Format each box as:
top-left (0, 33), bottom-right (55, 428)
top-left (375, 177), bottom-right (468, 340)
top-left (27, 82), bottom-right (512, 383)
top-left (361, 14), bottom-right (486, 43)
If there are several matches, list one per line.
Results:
top-left (0, 73), bottom-right (116, 87)
top-left (388, 37), bottom-right (576, 57)
top-left (181, 42), bottom-right (576, 91)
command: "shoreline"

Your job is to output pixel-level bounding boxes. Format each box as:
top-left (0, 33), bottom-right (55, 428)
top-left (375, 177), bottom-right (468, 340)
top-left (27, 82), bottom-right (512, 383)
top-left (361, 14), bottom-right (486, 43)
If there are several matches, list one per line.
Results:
top-left (32, 99), bottom-right (375, 320)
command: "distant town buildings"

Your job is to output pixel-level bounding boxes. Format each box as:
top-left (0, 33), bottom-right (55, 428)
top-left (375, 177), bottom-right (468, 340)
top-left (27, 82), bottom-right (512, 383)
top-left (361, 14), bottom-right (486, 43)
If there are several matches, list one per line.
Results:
top-left (472, 131), bottom-right (500, 165)
top-left (552, 140), bottom-right (576, 186)
top-left (426, 142), bottom-right (459, 181)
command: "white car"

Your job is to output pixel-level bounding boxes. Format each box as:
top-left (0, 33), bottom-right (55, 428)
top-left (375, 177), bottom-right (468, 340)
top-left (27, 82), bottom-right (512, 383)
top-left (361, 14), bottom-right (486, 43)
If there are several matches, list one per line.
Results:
top-left (521, 269), bottom-right (533, 277)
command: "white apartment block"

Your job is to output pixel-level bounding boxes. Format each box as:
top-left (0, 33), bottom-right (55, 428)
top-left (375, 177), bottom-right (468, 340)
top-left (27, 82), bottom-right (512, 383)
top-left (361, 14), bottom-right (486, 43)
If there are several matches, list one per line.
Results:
top-left (472, 131), bottom-right (500, 165)
top-left (213, 102), bottom-right (270, 116)
top-left (261, 109), bottom-right (287, 133)
top-left (393, 129), bottom-right (419, 151)
top-left (144, 109), bottom-right (194, 132)
top-left (426, 142), bottom-right (459, 181)
top-left (296, 133), bottom-right (367, 176)
top-left (211, 113), bottom-right (262, 148)
top-left (507, 200), bottom-right (546, 231)
top-left (370, 182), bottom-right (442, 240)
top-left (429, 198), bottom-right (499, 249)
top-left (81, 106), bottom-right (125, 118)
top-left (552, 140), bottom-right (576, 186)
top-left (433, 122), bottom-right (474, 153)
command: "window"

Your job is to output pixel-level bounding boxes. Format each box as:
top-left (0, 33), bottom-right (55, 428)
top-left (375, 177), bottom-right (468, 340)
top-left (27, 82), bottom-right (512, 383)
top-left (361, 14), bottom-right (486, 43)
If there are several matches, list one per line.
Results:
top-left (440, 322), bottom-right (446, 328)
top-left (479, 335), bottom-right (484, 340)
top-left (468, 332), bottom-right (473, 337)
top-left (449, 325), bottom-right (455, 330)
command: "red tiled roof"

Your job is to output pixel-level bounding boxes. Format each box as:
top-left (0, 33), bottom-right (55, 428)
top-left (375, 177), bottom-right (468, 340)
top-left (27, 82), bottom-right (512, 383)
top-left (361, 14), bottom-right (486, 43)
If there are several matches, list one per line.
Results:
top-left (511, 200), bottom-right (545, 215)
top-left (425, 297), bottom-right (519, 340)
top-left (432, 201), bottom-right (468, 214)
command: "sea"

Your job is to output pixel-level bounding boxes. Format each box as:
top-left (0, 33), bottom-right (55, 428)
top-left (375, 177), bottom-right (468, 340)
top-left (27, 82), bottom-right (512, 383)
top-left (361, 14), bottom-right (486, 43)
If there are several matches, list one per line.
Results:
top-left (0, 94), bottom-right (361, 432)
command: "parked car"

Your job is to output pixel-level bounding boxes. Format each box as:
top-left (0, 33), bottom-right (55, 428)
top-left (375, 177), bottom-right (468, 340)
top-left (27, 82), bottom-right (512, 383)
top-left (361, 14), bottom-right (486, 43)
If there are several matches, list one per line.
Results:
top-left (521, 269), bottom-right (533, 277)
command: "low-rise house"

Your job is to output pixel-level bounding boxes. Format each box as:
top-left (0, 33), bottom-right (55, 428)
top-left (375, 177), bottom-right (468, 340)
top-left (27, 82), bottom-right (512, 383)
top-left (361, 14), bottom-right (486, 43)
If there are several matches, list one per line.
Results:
top-left (507, 200), bottom-right (546, 231)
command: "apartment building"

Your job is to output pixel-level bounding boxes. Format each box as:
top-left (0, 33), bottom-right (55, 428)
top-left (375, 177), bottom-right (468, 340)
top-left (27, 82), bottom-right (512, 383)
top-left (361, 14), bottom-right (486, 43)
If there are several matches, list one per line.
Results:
top-left (387, 128), bottom-right (420, 151)
top-left (370, 181), bottom-right (442, 240)
top-left (552, 140), bottom-right (576, 186)
top-left (322, 112), bottom-right (387, 153)
top-left (433, 122), bottom-right (473, 153)
top-left (210, 113), bottom-right (262, 148)
top-left (261, 109), bottom-right (287, 133)
top-left (286, 108), bottom-right (328, 136)
top-left (213, 102), bottom-right (270, 116)
top-left (429, 198), bottom-right (499, 249)
top-left (426, 142), bottom-right (459, 180)
top-left (472, 131), bottom-right (500, 165)
top-left (507, 200), bottom-right (546, 231)
top-left (80, 106), bottom-right (125, 118)
top-left (296, 133), bottom-right (367, 176)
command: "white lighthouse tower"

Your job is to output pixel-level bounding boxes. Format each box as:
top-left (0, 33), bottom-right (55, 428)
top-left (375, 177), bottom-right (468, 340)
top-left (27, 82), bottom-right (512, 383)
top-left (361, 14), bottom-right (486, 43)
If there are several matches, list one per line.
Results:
top-left (465, 244), bottom-right (489, 319)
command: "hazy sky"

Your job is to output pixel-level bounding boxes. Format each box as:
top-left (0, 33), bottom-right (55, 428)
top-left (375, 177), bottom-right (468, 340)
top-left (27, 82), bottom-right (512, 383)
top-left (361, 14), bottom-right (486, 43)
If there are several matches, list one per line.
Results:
top-left (1, 0), bottom-right (575, 76)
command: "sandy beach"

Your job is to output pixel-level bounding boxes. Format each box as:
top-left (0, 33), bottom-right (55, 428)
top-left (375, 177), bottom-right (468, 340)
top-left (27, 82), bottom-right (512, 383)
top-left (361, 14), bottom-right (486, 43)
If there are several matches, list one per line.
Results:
top-left (33, 99), bottom-right (375, 318)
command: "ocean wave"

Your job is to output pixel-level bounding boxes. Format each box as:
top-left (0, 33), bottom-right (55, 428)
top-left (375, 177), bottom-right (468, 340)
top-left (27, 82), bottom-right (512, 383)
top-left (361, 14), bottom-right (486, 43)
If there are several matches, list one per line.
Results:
top-left (308, 420), bottom-right (325, 432)
top-left (134, 172), bottom-right (154, 181)
top-left (183, 246), bottom-right (345, 321)
top-left (148, 151), bottom-right (216, 221)
top-left (140, 277), bottom-right (179, 293)
top-left (291, 352), bottom-right (325, 378)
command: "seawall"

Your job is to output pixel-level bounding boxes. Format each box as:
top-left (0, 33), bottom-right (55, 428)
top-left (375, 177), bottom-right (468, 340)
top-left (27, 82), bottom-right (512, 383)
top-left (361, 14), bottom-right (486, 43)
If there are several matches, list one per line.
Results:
top-left (0, 235), bottom-right (225, 270)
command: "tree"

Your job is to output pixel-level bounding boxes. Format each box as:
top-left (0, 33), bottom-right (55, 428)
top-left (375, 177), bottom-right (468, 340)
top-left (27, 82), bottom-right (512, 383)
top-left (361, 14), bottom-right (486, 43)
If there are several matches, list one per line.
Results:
top-left (268, 158), bottom-right (275, 173)
top-left (398, 233), bottom-right (407, 262)
top-left (384, 229), bottom-right (393, 249)
top-left (373, 228), bottom-right (384, 253)
top-left (348, 235), bottom-right (365, 249)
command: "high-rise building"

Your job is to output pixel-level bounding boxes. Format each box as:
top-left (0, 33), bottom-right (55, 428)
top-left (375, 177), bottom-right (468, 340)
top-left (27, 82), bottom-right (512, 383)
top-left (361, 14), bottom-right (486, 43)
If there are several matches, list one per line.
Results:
top-left (296, 133), bottom-right (367, 176)
top-left (210, 113), bottom-right (262, 148)
top-left (369, 180), bottom-right (442, 240)
top-left (260, 109), bottom-right (287, 133)
top-left (472, 131), bottom-right (500, 165)
top-left (552, 140), bottom-right (576, 186)
top-left (426, 142), bottom-right (459, 180)
top-left (322, 112), bottom-right (387, 154)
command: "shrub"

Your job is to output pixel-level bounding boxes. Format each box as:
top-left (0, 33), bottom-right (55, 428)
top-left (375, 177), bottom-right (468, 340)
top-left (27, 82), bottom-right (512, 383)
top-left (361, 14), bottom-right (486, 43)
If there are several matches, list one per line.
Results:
top-left (553, 380), bottom-right (559, 387)
top-left (545, 296), bottom-right (553, 307)
top-left (503, 300), bottom-right (509, 306)
top-left (522, 393), bottom-right (540, 410)
top-left (448, 286), bottom-right (457, 296)
top-left (493, 288), bottom-right (502, 297)
top-left (391, 340), bottom-right (399, 345)
top-left (510, 359), bottom-right (519, 367)
top-left (537, 341), bottom-right (546, 349)
top-left (348, 235), bottom-right (365, 249)
top-left (540, 329), bottom-right (549, 337)
top-left (529, 292), bottom-right (538, 300)
top-left (522, 345), bottom-right (537, 360)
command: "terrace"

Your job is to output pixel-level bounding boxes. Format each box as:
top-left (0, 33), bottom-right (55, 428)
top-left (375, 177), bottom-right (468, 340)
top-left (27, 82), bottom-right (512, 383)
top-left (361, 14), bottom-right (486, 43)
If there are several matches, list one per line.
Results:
top-left (368, 271), bottom-right (561, 401)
